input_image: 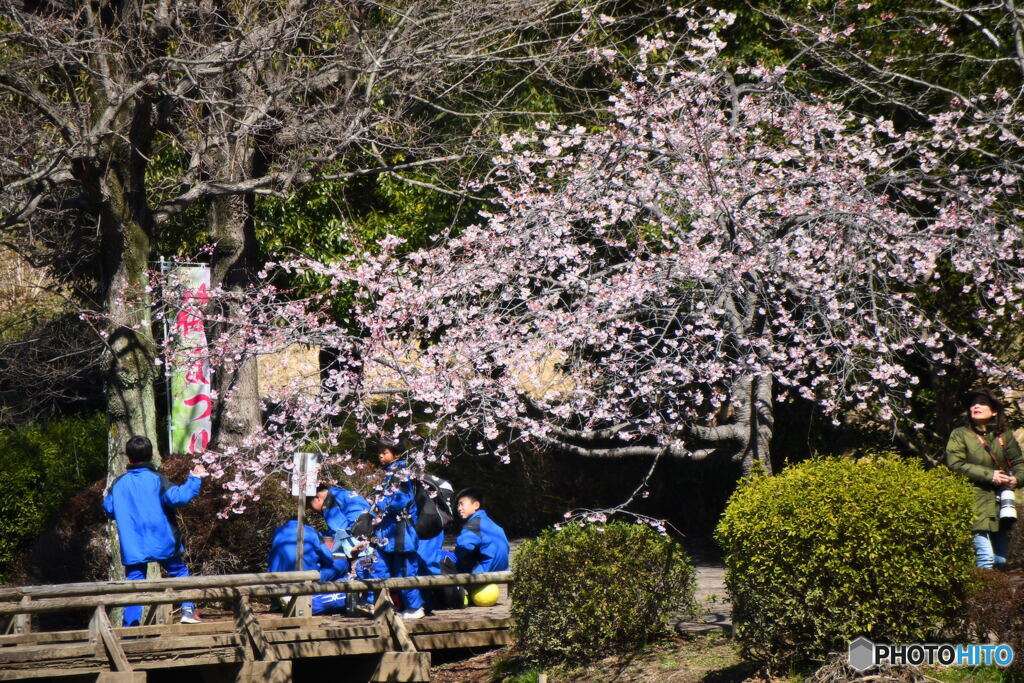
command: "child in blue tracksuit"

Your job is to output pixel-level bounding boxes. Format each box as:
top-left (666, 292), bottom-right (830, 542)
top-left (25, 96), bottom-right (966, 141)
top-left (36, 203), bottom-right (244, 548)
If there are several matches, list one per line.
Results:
top-left (416, 527), bottom-right (444, 614)
top-left (454, 488), bottom-right (509, 574)
top-left (311, 484), bottom-right (371, 555)
top-left (266, 519), bottom-right (352, 614)
top-left (373, 437), bottom-right (423, 618)
top-left (311, 483), bottom-right (389, 609)
top-left (103, 436), bottom-right (205, 626)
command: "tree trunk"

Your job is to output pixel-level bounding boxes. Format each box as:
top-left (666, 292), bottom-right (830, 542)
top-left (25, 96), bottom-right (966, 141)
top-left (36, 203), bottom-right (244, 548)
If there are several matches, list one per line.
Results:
top-left (717, 373), bottom-right (774, 475)
top-left (83, 88), bottom-right (161, 605)
top-left (206, 143), bottom-right (264, 450)
top-left (748, 374), bottom-right (774, 475)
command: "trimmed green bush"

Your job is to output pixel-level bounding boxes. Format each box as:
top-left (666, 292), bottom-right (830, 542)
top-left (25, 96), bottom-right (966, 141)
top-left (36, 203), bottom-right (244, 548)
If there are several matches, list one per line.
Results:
top-left (510, 520), bottom-right (696, 664)
top-left (0, 413), bottom-right (107, 580)
top-left (715, 456), bottom-right (975, 667)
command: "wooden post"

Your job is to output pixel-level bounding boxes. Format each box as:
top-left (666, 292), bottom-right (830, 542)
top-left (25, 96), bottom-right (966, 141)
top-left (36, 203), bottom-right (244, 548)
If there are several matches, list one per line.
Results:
top-left (142, 596), bottom-right (170, 626)
top-left (371, 587), bottom-right (430, 682)
top-left (370, 653), bottom-right (430, 682)
top-left (288, 453), bottom-right (311, 619)
top-left (372, 589), bottom-right (417, 653)
top-left (295, 454), bottom-right (305, 573)
top-left (235, 593), bottom-right (274, 661)
top-left (12, 597), bottom-right (30, 634)
top-left (97, 673), bottom-right (147, 682)
top-left (236, 661), bottom-right (292, 682)
top-left (89, 606), bottom-right (132, 673)
top-left (281, 593), bottom-right (311, 619)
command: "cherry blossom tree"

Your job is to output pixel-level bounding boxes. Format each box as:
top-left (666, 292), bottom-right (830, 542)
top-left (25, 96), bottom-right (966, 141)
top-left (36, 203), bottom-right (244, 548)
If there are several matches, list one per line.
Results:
top-left (736, 0), bottom-right (1024, 448)
top-left (168, 10), bottom-right (1024, 508)
top-left (0, 0), bottom-right (657, 470)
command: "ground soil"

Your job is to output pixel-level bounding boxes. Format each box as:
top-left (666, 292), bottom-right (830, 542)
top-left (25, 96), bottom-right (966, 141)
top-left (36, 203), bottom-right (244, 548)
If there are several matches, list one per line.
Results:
top-left (429, 633), bottom-right (761, 683)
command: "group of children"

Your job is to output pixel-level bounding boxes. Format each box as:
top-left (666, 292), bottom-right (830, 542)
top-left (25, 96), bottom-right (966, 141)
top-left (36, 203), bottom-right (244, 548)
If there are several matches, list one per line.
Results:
top-left (267, 437), bottom-right (510, 619)
top-left (103, 434), bottom-right (509, 626)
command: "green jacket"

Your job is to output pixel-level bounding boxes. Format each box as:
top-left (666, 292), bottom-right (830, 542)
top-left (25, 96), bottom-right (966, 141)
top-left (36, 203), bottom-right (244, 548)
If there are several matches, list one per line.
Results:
top-left (945, 425), bottom-right (1024, 532)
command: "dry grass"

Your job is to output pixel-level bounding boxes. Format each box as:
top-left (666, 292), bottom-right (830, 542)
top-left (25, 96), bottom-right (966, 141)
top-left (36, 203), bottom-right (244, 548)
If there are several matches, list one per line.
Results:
top-left (432, 633), bottom-right (759, 683)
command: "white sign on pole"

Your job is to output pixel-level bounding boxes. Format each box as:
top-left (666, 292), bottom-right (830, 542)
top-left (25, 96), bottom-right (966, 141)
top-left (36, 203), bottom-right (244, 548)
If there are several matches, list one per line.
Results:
top-left (291, 451), bottom-right (320, 497)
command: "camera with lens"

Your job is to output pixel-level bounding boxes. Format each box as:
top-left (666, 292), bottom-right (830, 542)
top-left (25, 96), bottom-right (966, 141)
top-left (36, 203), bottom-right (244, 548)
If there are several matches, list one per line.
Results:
top-left (999, 487), bottom-right (1018, 521)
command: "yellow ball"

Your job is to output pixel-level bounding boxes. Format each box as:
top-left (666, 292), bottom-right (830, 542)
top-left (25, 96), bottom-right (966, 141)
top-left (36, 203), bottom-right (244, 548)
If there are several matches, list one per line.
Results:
top-left (469, 583), bottom-right (500, 607)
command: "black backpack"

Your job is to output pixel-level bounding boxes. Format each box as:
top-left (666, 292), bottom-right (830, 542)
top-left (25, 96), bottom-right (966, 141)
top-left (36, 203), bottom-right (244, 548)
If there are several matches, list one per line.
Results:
top-left (412, 474), bottom-right (455, 538)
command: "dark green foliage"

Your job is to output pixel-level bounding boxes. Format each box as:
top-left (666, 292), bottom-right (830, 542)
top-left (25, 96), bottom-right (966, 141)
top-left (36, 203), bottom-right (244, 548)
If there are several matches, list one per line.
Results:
top-left (715, 456), bottom-right (975, 667)
top-left (510, 520), bottom-right (696, 665)
top-left (0, 413), bottom-right (107, 580)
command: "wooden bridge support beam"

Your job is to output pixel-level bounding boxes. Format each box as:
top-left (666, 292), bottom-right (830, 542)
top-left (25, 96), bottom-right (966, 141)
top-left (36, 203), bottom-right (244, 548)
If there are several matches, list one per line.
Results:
top-left (281, 594), bottom-right (311, 618)
top-left (235, 593), bottom-right (275, 662)
top-left (4, 597), bottom-right (30, 635)
top-left (236, 661), bottom-right (292, 683)
top-left (90, 606), bottom-right (132, 674)
top-left (142, 601), bottom-right (169, 626)
top-left (96, 673), bottom-right (147, 682)
top-left (370, 590), bottom-right (430, 682)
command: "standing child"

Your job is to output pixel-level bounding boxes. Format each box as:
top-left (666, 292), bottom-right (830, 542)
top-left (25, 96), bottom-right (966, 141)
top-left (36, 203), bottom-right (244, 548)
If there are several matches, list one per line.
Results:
top-left (103, 436), bottom-right (206, 626)
top-left (373, 437), bottom-right (424, 619)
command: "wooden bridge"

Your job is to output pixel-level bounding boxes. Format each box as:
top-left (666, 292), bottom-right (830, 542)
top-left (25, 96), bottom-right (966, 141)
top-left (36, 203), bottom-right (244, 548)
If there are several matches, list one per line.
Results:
top-left (0, 570), bottom-right (513, 682)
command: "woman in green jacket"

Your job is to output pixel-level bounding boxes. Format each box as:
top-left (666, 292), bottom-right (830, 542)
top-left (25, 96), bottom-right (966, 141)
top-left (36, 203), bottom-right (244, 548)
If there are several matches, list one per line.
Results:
top-left (945, 388), bottom-right (1024, 568)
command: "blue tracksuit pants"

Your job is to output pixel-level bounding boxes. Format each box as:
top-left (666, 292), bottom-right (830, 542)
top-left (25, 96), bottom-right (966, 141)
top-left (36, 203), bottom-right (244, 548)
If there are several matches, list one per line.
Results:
top-left (123, 557), bottom-right (191, 627)
top-left (379, 550), bottom-right (422, 611)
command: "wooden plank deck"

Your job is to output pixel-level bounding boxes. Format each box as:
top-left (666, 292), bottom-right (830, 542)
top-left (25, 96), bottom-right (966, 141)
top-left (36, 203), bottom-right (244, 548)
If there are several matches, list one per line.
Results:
top-left (0, 572), bottom-right (513, 682)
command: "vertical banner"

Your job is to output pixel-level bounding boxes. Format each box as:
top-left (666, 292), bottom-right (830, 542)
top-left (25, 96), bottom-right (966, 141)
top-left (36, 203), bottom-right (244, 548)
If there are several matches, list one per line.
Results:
top-left (165, 264), bottom-right (213, 455)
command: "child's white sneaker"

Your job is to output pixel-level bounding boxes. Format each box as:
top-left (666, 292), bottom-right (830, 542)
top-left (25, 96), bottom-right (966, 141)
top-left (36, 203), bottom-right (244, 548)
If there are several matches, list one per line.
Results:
top-left (180, 606), bottom-right (201, 624)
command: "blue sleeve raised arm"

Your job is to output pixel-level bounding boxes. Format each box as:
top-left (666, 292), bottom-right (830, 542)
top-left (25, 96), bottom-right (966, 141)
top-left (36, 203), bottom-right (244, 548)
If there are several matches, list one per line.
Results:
top-left (160, 475), bottom-right (202, 508)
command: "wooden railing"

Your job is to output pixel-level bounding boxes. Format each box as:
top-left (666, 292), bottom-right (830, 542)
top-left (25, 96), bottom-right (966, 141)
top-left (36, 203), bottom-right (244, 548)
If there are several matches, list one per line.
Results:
top-left (0, 570), bottom-right (513, 682)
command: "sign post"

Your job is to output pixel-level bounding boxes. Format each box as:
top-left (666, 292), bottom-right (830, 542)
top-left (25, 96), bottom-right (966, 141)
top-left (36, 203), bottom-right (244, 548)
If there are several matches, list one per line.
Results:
top-left (287, 452), bottom-right (318, 617)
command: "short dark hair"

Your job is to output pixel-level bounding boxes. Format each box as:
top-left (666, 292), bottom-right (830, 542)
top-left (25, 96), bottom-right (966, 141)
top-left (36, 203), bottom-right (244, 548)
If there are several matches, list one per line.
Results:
top-left (316, 484), bottom-right (329, 494)
top-left (125, 435), bottom-right (153, 463)
top-left (378, 435), bottom-right (406, 456)
top-left (455, 487), bottom-right (484, 507)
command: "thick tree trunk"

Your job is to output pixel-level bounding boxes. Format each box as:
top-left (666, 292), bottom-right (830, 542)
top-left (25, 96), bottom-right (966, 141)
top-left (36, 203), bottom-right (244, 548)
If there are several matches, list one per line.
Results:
top-left (748, 374), bottom-right (774, 474)
top-left (82, 90), bottom-right (161, 606)
top-left (688, 373), bottom-right (774, 474)
top-left (207, 144), bottom-right (264, 450)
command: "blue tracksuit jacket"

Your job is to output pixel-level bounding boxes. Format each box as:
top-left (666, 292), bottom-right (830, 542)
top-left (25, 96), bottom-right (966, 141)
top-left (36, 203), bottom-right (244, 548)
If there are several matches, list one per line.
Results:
top-left (322, 487), bottom-right (371, 539)
top-left (374, 460), bottom-right (418, 554)
top-left (455, 510), bottom-right (509, 573)
top-left (103, 462), bottom-right (201, 565)
top-left (267, 520), bottom-right (349, 579)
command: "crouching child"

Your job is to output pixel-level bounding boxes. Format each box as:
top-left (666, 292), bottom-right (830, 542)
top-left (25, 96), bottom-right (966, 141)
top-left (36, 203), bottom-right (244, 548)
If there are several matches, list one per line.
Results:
top-left (454, 488), bottom-right (509, 606)
top-left (267, 517), bottom-right (355, 615)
